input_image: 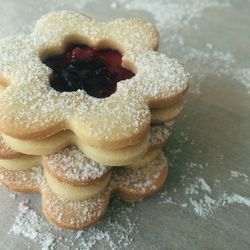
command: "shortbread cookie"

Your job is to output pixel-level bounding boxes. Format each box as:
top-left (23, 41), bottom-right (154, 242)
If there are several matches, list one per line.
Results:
top-left (0, 166), bottom-right (41, 192)
top-left (151, 101), bottom-right (183, 124)
top-left (2, 130), bottom-right (149, 166)
top-left (0, 123), bottom-right (169, 173)
top-left (112, 153), bottom-right (168, 201)
top-left (2, 123), bottom-right (169, 166)
top-left (0, 11), bottom-right (189, 159)
top-left (43, 146), bottom-right (111, 200)
top-left (0, 153), bottom-right (168, 230)
top-left (44, 170), bottom-right (111, 201)
top-left (0, 136), bottom-right (40, 170)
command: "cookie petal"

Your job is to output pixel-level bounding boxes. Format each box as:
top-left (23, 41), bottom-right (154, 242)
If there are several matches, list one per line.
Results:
top-left (121, 50), bottom-right (190, 106)
top-left (0, 36), bottom-right (39, 81)
top-left (99, 18), bottom-right (159, 51)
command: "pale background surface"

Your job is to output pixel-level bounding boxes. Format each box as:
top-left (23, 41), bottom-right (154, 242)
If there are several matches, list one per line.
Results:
top-left (0, 0), bottom-right (249, 249)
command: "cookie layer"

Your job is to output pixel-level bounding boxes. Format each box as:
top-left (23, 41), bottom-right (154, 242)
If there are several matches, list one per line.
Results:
top-left (128, 148), bottom-right (161, 169)
top-left (151, 101), bottom-right (183, 124)
top-left (2, 131), bottom-right (149, 166)
top-left (0, 11), bottom-right (189, 152)
top-left (43, 145), bottom-right (111, 185)
top-left (0, 166), bottom-right (42, 192)
top-left (44, 169), bottom-right (111, 201)
top-left (0, 135), bottom-right (22, 159)
top-left (113, 153), bottom-right (168, 201)
top-left (0, 155), bottom-right (40, 171)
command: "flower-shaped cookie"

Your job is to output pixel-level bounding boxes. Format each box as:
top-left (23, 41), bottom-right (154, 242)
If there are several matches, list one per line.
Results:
top-left (0, 11), bottom-right (189, 150)
top-left (0, 151), bottom-right (168, 230)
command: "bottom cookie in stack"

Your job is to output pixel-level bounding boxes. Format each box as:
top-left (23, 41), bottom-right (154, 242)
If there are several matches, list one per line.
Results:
top-left (0, 125), bottom-right (170, 230)
top-left (43, 152), bottom-right (168, 229)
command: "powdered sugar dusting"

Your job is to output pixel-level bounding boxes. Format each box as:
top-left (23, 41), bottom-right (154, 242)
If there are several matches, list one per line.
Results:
top-left (0, 166), bottom-right (43, 190)
top-left (44, 146), bottom-right (110, 183)
top-left (182, 49), bottom-right (236, 94)
top-left (10, 198), bottom-right (137, 250)
top-left (155, 121), bottom-right (250, 218)
top-left (122, 50), bottom-right (189, 99)
top-left (231, 170), bottom-right (248, 180)
top-left (233, 68), bottom-right (250, 93)
top-left (10, 201), bottom-right (56, 250)
top-left (185, 177), bottom-right (211, 195)
top-left (157, 151), bottom-right (250, 218)
top-left (189, 193), bottom-right (250, 217)
top-left (158, 169), bottom-right (250, 218)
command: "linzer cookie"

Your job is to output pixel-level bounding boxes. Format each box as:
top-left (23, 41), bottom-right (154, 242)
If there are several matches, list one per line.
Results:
top-left (44, 153), bottom-right (168, 230)
top-left (0, 11), bottom-right (189, 166)
top-left (0, 123), bottom-right (170, 170)
top-left (0, 122), bottom-right (169, 229)
top-left (0, 145), bottom-right (168, 230)
top-left (0, 10), bottom-right (189, 230)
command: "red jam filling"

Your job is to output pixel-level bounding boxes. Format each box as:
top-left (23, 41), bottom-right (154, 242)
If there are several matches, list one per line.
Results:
top-left (44, 44), bottom-right (135, 98)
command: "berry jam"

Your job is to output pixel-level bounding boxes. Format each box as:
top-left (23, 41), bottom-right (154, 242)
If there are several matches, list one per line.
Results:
top-left (44, 44), bottom-right (135, 98)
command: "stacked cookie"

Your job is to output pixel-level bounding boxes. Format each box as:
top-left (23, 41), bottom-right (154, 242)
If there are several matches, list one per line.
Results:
top-left (0, 11), bottom-right (189, 229)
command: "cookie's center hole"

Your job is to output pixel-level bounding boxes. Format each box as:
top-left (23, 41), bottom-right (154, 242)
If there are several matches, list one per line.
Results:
top-left (43, 44), bottom-right (135, 98)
